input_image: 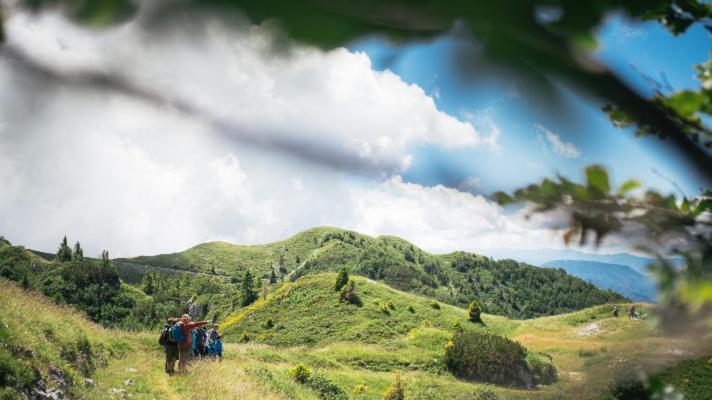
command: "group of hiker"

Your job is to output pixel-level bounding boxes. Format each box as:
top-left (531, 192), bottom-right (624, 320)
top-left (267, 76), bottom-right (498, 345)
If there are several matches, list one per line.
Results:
top-left (159, 314), bottom-right (224, 375)
top-left (612, 305), bottom-right (644, 320)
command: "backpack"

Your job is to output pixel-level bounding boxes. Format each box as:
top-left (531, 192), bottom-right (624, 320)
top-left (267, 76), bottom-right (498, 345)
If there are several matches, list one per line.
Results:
top-left (170, 323), bottom-right (186, 343)
top-left (158, 326), bottom-right (171, 345)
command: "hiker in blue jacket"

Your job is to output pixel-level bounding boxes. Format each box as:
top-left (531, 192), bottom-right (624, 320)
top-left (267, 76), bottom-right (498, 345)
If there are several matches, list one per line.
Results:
top-left (209, 335), bottom-right (223, 361)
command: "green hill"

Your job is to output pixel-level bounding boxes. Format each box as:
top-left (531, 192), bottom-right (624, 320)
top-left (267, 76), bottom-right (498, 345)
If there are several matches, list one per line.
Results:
top-left (220, 273), bottom-right (483, 346)
top-left (119, 227), bottom-right (626, 319)
top-left (1, 277), bottom-right (708, 400)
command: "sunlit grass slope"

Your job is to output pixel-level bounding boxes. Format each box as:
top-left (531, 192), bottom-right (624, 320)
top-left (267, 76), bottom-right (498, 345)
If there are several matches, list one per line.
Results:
top-left (0, 278), bottom-right (130, 398)
top-left (220, 273), bottom-right (476, 346)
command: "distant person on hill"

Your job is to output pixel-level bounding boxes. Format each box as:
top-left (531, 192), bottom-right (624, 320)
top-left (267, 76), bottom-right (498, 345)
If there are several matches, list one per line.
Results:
top-left (175, 314), bottom-right (210, 373)
top-left (209, 335), bottom-right (223, 361)
top-left (628, 305), bottom-right (637, 320)
top-left (612, 306), bottom-right (619, 318)
top-left (159, 317), bottom-right (179, 376)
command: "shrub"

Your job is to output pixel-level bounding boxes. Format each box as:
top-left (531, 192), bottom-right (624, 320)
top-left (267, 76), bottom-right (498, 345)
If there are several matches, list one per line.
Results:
top-left (353, 384), bottom-right (367, 394)
top-left (289, 363), bottom-right (312, 383)
top-left (387, 301), bottom-right (396, 310)
top-left (262, 318), bottom-right (274, 329)
top-left (452, 321), bottom-right (463, 332)
top-left (430, 301), bottom-right (440, 310)
top-left (383, 371), bottom-right (406, 400)
top-left (307, 372), bottom-right (348, 400)
top-left (468, 299), bottom-right (482, 323)
top-left (340, 280), bottom-right (360, 305)
top-left (334, 268), bottom-right (349, 291)
top-left (407, 305), bottom-right (415, 313)
top-left (525, 352), bottom-right (557, 385)
top-left (444, 330), bottom-right (531, 387)
top-left (238, 332), bottom-right (250, 342)
top-left (379, 303), bottom-right (390, 314)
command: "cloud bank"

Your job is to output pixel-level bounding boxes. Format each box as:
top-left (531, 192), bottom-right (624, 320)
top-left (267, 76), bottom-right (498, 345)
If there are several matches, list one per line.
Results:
top-left (0, 10), bottom-right (571, 257)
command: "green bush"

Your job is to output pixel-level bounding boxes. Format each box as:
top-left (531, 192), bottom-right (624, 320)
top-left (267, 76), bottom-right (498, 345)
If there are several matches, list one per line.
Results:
top-left (525, 352), bottom-right (557, 385)
top-left (339, 280), bottom-right (360, 305)
top-left (445, 330), bottom-right (532, 387)
top-left (379, 303), bottom-right (391, 314)
top-left (430, 302), bottom-right (440, 310)
top-left (382, 371), bottom-right (406, 400)
top-left (307, 372), bottom-right (348, 400)
top-left (262, 318), bottom-right (274, 329)
top-left (289, 363), bottom-right (312, 383)
top-left (407, 305), bottom-right (415, 313)
top-left (238, 332), bottom-right (250, 342)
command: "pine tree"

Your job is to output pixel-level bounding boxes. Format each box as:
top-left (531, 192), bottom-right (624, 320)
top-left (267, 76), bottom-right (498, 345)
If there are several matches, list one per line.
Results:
top-left (142, 272), bottom-right (156, 295)
top-left (56, 235), bottom-right (72, 262)
top-left (21, 272), bottom-right (30, 290)
top-left (334, 267), bottom-right (349, 291)
top-left (241, 270), bottom-right (257, 306)
top-left (269, 268), bottom-right (277, 284)
top-left (72, 242), bottom-right (84, 261)
top-left (468, 299), bottom-right (482, 323)
top-left (100, 250), bottom-right (110, 268)
top-left (295, 255), bottom-right (301, 264)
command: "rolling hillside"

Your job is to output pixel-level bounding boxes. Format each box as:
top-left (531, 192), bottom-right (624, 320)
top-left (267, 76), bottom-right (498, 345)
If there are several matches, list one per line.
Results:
top-left (3, 278), bottom-right (708, 400)
top-left (118, 227), bottom-right (626, 319)
top-left (542, 260), bottom-right (657, 302)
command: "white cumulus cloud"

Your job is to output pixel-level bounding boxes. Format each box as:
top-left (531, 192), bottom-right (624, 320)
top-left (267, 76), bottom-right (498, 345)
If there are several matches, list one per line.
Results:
top-left (536, 125), bottom-right (581, 158)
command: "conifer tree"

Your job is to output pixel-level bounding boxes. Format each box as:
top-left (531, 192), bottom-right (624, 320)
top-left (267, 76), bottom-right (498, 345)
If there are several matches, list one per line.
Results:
top-left (100, 250), bottom-right (111, 269)
top-left (56, 235), bottom-right (72, 262)
top-left (142, 271), bottom-right (156, 295)
top-left (269, 268), bottom-right (277, 284)
top-left (21, 272), bottom-right (30, 290)
top-left (334, 267), bottom-right (349, 291)
top-left (72, 242), bottom-right (84, 261)
top-left (241, 270), bottom-right (257, 306)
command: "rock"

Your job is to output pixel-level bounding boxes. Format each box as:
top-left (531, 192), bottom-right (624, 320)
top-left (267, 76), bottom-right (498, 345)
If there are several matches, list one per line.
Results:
top-left (84, 378), bottom-right (95, 387)
top-left (123, 379), bottom-right (135, 386)
top-left (125, 367), bottom-right (138, 373)
top-left (33, 388), bottom-right (64, 400)
top-left (46, 365), bottom-right (67, 388)
top-left (109, 387), bottom-right (128, 398)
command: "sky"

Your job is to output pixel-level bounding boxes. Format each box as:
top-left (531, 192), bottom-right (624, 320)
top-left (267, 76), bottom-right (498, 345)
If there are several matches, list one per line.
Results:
top-left (0, 6), bottom-right (709, 258)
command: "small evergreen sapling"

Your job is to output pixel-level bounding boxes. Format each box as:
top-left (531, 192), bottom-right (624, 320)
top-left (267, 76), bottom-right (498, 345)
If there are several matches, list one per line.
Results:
top-left (382, 371), bottom-right (405, 400)
top-left (468, 299), bottom-right (483, 323)
top-left (334, 267), bottom-right (349, 291)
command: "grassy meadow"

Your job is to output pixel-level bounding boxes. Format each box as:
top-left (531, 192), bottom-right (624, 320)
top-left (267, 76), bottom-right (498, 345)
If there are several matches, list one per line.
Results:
top-left (3, 276), bottom-right (709, 400)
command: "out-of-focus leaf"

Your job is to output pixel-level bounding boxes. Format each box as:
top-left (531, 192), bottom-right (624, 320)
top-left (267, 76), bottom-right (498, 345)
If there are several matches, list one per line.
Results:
top-left (616, 179), bottom-right (641, 196)
top-left (663, 91), bottom-right (705, 118)
top-left (693, 199), bottom-right (712, 217)
top-left (66, 0), bottom-right (137, 27)
top-left (585, 165), bottom-right (610, 195)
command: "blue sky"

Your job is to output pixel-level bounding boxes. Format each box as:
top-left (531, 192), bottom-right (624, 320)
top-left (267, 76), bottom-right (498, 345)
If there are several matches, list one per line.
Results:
top-left (349, 14), bottom-right (711, 197)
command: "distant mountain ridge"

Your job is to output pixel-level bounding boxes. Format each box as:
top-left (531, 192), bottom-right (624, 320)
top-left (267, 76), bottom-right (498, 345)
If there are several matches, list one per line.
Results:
top-left (116, 226), bottom-right (626, 319)
top-left (543, 259), bottom-right (656, 302)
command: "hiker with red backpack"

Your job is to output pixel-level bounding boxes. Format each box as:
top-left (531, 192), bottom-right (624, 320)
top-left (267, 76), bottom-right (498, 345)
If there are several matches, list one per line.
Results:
top-left (175, 314), bottom-right (210, 373)
top-left (159, 317), bottom-right (179, 376)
